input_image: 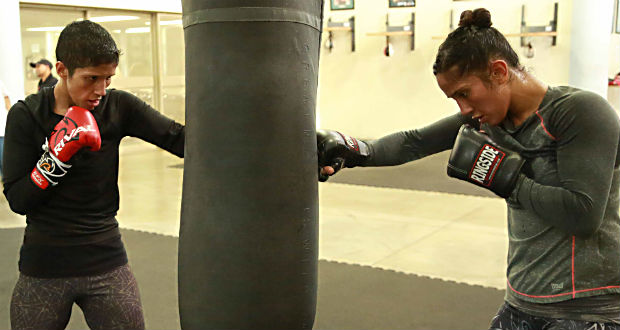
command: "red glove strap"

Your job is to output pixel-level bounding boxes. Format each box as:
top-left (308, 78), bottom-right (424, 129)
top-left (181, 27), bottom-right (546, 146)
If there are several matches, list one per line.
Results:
top-left (30, 167), bottom-right (50, 190)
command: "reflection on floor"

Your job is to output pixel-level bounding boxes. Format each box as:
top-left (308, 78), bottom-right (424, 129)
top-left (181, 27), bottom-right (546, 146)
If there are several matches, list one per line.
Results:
top-left (0, 137), bottom-right (509, 290)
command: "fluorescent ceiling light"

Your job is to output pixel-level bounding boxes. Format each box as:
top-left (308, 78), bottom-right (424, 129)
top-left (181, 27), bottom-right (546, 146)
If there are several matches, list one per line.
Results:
top-left (160, 19), bottom-right (182, 25)
top-left (27, 26), bottom-right (64, 32)
top-left (145, 20), bottom-right (182, 26)
top-left (125, 27), bottom-right (151, 34)
top-left (90, 16), bottom-right (139, 23)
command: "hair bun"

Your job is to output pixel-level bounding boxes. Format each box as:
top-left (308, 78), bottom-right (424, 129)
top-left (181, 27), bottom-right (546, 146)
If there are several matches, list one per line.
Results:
top-left (458, 8), bottom-right (492, 29)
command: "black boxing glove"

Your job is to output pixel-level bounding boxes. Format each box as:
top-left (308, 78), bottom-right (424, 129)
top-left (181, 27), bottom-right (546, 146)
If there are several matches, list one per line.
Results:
top-left (447, 124), bottom-right (524, 198)
top-left (317, 129), bottom-right (370, 182)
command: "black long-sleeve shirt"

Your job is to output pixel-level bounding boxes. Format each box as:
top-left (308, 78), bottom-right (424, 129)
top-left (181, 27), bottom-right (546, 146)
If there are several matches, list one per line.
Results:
top-left (2, 87), bottom-right (184, 277)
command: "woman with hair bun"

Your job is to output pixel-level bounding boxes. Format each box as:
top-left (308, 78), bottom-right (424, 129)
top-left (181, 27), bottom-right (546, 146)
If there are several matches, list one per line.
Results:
top-left (318, 8), bottom-right (620, 329)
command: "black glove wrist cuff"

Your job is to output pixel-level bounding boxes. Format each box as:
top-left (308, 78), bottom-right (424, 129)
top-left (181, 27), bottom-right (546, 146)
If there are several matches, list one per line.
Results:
top-left (506, 174), bottom-right (526, 203)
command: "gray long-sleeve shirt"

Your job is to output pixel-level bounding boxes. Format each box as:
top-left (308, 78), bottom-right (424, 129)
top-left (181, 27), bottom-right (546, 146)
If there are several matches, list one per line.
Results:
top-left (361, 86), bottom-right (620, 321)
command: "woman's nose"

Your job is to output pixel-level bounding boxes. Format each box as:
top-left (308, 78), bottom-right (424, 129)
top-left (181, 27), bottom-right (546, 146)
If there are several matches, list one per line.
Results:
top-left (457, 100), bottom-right (473, 115)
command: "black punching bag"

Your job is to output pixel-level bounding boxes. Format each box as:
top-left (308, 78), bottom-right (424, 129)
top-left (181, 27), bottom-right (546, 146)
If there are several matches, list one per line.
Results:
top-left (178, 1), bottom-right (323, 329)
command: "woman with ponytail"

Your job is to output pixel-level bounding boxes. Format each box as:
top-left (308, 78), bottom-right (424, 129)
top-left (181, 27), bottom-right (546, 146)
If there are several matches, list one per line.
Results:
top-left (319, 8), bottom-right (620, 329)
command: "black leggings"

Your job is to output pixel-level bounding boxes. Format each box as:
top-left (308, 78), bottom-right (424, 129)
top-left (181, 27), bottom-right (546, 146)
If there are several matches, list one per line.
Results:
top-left (490, 303), bottom-right (620, 330)
top-left (10, 264), bottom-right (144, 330)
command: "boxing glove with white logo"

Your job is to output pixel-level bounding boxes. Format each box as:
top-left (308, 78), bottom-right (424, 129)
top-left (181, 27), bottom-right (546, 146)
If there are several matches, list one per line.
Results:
top-left (447, 124), bottom-right (524, 198)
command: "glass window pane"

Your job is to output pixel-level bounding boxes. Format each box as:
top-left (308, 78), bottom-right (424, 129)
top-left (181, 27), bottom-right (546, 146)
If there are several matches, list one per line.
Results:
top-left (89, 9), bottom-right (154, 107)
top-left (20, 7), bottom-right (84, 95)
top-left (159, 13), bottom-right (185, 123)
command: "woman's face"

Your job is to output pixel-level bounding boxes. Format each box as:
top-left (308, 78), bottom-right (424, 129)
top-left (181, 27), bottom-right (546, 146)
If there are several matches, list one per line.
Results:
top-left (58, 62), bottom-right (117, 110)
top-left (435, 64), bottom-right (510, 126)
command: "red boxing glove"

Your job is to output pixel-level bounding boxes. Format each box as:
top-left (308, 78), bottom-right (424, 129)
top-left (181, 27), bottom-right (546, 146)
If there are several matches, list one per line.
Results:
top-left (31, 106), bottom-right (101, 189)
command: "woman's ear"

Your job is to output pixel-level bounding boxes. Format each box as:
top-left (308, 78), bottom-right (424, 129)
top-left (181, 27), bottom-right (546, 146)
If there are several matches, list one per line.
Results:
top-left (489, 60), bottom-right (509, 84)
top-left (56, 61), bottom-right (68, 80)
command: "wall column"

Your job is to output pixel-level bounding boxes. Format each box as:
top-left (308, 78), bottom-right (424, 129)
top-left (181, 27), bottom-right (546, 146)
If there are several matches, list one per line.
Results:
top-left (0, 0), bottom-right (25, 103)
top-left (569, 0), bottom-right (614, 97)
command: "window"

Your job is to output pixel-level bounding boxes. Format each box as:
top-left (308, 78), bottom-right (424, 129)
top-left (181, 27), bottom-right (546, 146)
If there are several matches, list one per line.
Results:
top-left (158, 13), bottom-right (185, 123)
top-left (88, 9), bottom-right (154, 106)
top-left (20, 7), bottom-right (85, 94)
top-left (20, 5), bottom-right (186, 123)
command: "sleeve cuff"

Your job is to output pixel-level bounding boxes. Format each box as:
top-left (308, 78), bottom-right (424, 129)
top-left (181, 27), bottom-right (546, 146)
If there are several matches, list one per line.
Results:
top-left (507, 173), bottom-right (527, 205)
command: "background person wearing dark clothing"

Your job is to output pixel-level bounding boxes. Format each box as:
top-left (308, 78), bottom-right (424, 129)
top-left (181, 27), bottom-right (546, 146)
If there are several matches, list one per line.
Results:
top-left (4, 20), bottom-right (183, 329)
top-left (318, 8), bottom-right (620, 330)
top-left (29, 58), bottom-right (58, 91)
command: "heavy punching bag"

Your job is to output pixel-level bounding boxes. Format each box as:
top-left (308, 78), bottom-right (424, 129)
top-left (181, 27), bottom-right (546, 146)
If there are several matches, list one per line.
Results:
top-left (178, 1), bottom-right (323, 329)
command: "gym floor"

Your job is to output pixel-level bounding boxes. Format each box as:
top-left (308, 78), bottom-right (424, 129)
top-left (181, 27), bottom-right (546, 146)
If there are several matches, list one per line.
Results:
top-left (0, 137), bottom-right (508, 329)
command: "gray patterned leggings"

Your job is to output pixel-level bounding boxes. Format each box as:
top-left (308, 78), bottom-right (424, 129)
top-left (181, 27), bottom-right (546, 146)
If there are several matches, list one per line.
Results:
top-left (490, 303), bottom-right (620, 330)
top-left (10, 264), bottom-right (145, 330)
